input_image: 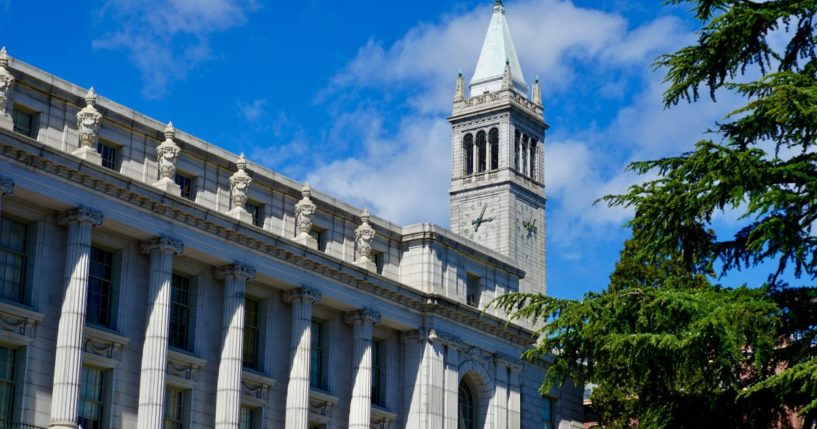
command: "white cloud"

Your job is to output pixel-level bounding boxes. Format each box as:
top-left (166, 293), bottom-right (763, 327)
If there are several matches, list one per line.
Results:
top-left (238, 98), bottom-right (268, 122)
top-left (93, 0), bottom-right (259, 97)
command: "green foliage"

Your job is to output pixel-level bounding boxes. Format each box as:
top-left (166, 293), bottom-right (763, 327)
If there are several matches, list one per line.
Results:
top-left (493, 0), bottom-right (817, 427)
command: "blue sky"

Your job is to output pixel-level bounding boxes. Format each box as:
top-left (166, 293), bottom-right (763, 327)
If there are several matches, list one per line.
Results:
top-left (0, 0), bottom-right (753, 299)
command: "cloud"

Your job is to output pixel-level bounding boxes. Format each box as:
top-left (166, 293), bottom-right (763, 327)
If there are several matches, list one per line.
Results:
top-left (93, 0), bottom-right (259, 97)
top-left (238, 99), bottom-right (268, 122)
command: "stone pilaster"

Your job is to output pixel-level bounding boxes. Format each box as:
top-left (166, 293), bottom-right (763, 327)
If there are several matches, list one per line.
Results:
top-left (50, 207), bottom-right (103, 429)
top-left (436, 332), bottom-right (463, 429)
top-left (400, 329), bottom-right (426, 428)
top-left (508, 359), bottom-right (523, 428)
top-left (136, 236), bottom-right (184, 429)
top-left (283, 286), bottom-right (321, 429)
top-left (345, 308), bottom-right (382, 429)
top-left (428, 329), bottom-right (461, 428)
top-left (214, 263), bottom-right (256, 429)
top-left (494, 353), bottom-right (523, 429)
top-left (0, 175), bottom-right (13, 216)
top-left (0, 48), bottom-right (15, 131)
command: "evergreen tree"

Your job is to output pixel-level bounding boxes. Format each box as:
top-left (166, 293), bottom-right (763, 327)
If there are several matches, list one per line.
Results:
top-left (493, 1), bottom-right (817, 427)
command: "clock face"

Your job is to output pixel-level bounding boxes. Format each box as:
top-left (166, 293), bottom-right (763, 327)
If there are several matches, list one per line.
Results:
top-left (460, 200), bottom-right (497, 242)
top-left (516, 204), bottom-right (540, 242)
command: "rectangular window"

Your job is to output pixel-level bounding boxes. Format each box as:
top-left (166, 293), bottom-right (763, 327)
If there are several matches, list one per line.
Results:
top-left (244, 202), bottom-right (262, 228)
top-left (239, 407), bottom-right (257, 429)
top-left (11, 107), bottom-right (35, 138)
top-left (0, 346), bottom-right (16, 423)
top-left (309, 320), bottom-right (324, 389)
top-left (466, 274), bottom-right (480, 307)
top-left (374, 252), bottom-right (385, 275)
top-left (542, 397), bottom-right (555, 429)
top-left (96, 140), bottom-right (118, 171)
top-left (170, 274), bottom-right (192, 351)
top-left (0, 216), bottom-right (27, 303)
top-left (86, 247), bottom-right (115, 328)
top-left (309, 228), bottom-right (327, 252)
top-left (164, 387), bottom-right (187, 429)
top-left (371, 340), bottom-right (385, 406)
top-left (78, 366), bottom-right (105, 429)
top-left (174, 173), bottom-right (194, 200)
top-left (243, 298), bottom-right (260, 370)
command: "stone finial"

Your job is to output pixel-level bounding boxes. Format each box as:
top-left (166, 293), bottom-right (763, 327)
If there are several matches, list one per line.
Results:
top-left (453, 71), bottom-right (465, 103)
top-left (501, 59), bottom-right (512, 91)
top-left (294, 183), bottom-right (317, 244)
top-left (532, 76), bottom-right (542, 105)
top-left (493, 0), bottom-right (504, 12)
top-left (164, 121), bottom-right (176, 140)
top-left (74, 87), bottom-right (103, 161)
top-left (228, 153), bottom-right (254, 223)
top-left (354, 208), bottom-right (376, 270)
top-left (0, 47), bottom-right (14, 130)
top-left (153, 121), bottom-right (182, 194)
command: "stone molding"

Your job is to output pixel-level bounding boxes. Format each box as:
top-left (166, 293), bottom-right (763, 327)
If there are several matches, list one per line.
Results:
top-left (83, 326), bottom-right (130, 362)
top-left (0, 175), bottom-right (12, 196)
top-left (56, 207), bottom-right (103, 227)
top-left (282, 286), bottom-right (321, 304)
top-left (344, 307), bottom-right (381, 325)
top-left (166, 349), bottom-right (207, 383)
top-left (428, 328), bottom-right (464, 350)
top-left (241, 370), bottom-right (276, 402)
top-left (308, 388), bottom-right (339, 424)
top-left (371, 405), bottom-right (397, 429)
top-left (494, 353), bottom-right (524, 371)
top-left (0, 301), bottom-right (43, 345)
top-left (215, 262), bottom-right (256, 281)
top-left (139, 235), bottom-right (184, 255)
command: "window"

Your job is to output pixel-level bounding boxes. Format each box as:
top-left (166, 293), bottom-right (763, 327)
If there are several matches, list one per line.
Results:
top-left (458, 379), bottom-right (476, 429)
top-left (87, 247), bottom-right (115, 328)
top-left (0, 346), bottom-right (16, 423)
top-left (309, 320), bottom-right (324, 389)
top-left (78, 366), bottom-right (105, 429)
top-left (240, 407), bottom-right (258, 429)
top-left (174, 173), bottom-right (194, 200)
top-left (164, 387), bottom-right (187, 429)
top-left (542, 397), bottom-right (555, 429)
top-left (489, 128), bottom-right (499, 170)
top-left (243, 298), bottom-right (260, 370)
top-left (309, 227), bottom-right (327, 252)
top-left (466, 274), bottom-right (480, 307)
top-left (476, 131), bottom-right (487, 173)
top-left (96, 140), bottom-right (118, 171)
top-left (463, 134), bottom-right (474, 175)
top-left (374, 252), bottom-right (385, 275)
top-left (170, 274), bottom-right (193, 351)
top-left (371, 340), bottom-right (385, 406)
top-left (244, 202), bottom-right (262, 228)
top-left (0, 216), bottom-right (27, 303)
top-left (11, 107), bottom-right (35, 138)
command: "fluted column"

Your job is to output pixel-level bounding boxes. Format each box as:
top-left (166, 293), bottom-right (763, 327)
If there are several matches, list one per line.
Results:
top-left (508, 361), bottom-right (523, 428)
top-left (0, 175), bottom-right (13, 216)
top-left (283, 286), bottom-right (321, 429)
top-left (214, 263), bottom-right (256, 429)
top-left (494, 354), bottom-right (523, 429)
top-left (345, 308), bottom-right (381, 429)
top-left (442, 336), bottom-right (463, 429)
top-left (50, 207), bottom-right (103, 429)
top-left (401, 330), bottom-right (426, 428)
top-left (136, 236), bottom-right (184, 429)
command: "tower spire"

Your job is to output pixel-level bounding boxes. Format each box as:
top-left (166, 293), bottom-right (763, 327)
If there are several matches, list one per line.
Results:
top-left (470, 0), bottom-right (527, 94)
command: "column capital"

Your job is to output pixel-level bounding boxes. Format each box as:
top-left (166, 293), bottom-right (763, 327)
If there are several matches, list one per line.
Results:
top-left (140, 235), bottom-right (184, 255)
top-left (400, 329), bottom-right (426, 344)
top-left (57, 207), bottom-right (103, 227)
top-left (428, 328), bottom-right (464, 350)
top-left (215, 262), bottom-right (256, 281)
top-left (0, 175), bottom-right (13, 196)
top-left (282, 286), bottom-right (321, 304)
top-left (494, 353), bottom-right (524, 372)
top-left (344, 307), bottom-right (381, 325)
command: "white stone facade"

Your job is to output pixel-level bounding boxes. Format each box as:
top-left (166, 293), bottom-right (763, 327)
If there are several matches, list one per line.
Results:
top-left (0, 3), bottom-right (583, 429)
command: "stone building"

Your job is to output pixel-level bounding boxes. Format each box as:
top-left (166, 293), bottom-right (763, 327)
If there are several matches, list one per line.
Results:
top-left (0, 1), bottom-right (583, 428)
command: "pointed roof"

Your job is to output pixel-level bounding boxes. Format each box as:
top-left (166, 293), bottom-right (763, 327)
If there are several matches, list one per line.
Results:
top-left (470, 0), bottom-right (528, 95)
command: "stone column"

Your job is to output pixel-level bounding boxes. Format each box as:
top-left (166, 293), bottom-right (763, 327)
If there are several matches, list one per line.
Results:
top-left (136, 236), bottom-right (184, 429)
top-left (508, 361), bottom-right (523, 428)
top-left (0, 175), bottom-right (13, 215)
top-left (283, 286), bottom-right (321, 429)
top-left (400, 330), bottom-right (426, 428)
top-left (345, 308), bottom-right (381, 429)
top-left (214, 263), bottom-right (256, 429)
top-left (494, 354), bottom-right (523, 429)
top-left (442, 336), bottom-right (462, 429)
top-left (50, 207), bottom-right (103, 429)
top-left (493, 364), bottom-right (509, 429)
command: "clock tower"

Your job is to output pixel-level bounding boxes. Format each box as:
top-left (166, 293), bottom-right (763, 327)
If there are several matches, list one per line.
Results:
top-left (449, 0), bottom-right (548, 295)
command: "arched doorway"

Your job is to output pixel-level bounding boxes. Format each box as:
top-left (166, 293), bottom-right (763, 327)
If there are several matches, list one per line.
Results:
top-left (458, 378), bottom-right (477, 429)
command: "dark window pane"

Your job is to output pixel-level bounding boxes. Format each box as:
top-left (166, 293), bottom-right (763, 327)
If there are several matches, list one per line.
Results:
top-left (244, 202), bottom-right (261, 227)
top-left (0, 217), bottom-right (27, 303)
top-left (86, 247), bottom-right (114, 328)
top-left (11, 108), bottom-right (34, 138)
top-left (0, 346), bottom-right (15, 423)
top-left (463, 134), bottom-right (474, 175)
top-left (174, 173), bottom-right (193, 200)
top-left (240, 407), bottom-right (256, 429)
top-left (489, 128), bottom-right (499, 170)
top-left (78, 366), bottom-right (105, 429)
top-left (310, 320), bottom-right (323, 389)
top-left (476, 131), bottom-right (487, 173)
top-left (164, 387), bottom-right (186, 429)
top-left (466, 274), bottom-right (480, 307)
top-left (170, 274), bottom-right (192, 350)
top-left (371, 340), bottom-right (384, 406)
top-left (458, 380), bottom-right (476, 429)
top-left (96, 141), bottom-right (118, 170)
top-left (243, 298), bottom-right (260, 369)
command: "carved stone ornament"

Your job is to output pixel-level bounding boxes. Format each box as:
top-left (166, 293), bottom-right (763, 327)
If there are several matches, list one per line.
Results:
top-left (501, 60), bottom-right (512, 91)
top-left (0, 314), bottom-right (35, 338)
top-left (57, 207), bottom-right (103, 227)
top-left (83, 337), bottom-right (124, 361)
top-left (282, 286), bottom-right (321, 304)
top-left (156, 122), bottom-right (181, 181)
top-left (229, 153), bottom-right (252, 208)
top-left (454, 71), bottom-right (465, 103)
top-left (140, 235), bottom-right (184, 256)
top-left (294, 183), bottom-right (316, 238)
top-left (0, 175), bottom-right (13, 197)
top-left (428, 328), bottom-right (464, 350)
top-left (494, 353), bottom-right (524, 371)
top-left (344, 307), bottom-right (381, 325)
top-left (354, 208), bottom-right (376, 266)
top-left (242, 379), bottom-right (272, 400)
top-left (76, 87), bottom-right (102, 149)
top-left (0, 47), bottom-right (15, 121)
top-left (215, 262), bottom-right (256, 281)
top-left (167, 358), bottom-right (201, 381)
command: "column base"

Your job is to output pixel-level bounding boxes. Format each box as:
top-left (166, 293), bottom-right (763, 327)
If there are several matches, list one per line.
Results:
top-left (72, 146), bottom-right (102, 165)
top-left (294, 233), bottom-right (317, 249)
top-left (153, 177), bottom-right (182, 196)
top-left (355, 258), bottom-right (376, 271)
top-left (228, 207), bottom-right (253, 223)
top-left (49, 422), bottom-right (80, 429)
